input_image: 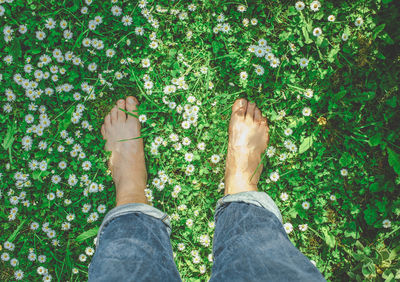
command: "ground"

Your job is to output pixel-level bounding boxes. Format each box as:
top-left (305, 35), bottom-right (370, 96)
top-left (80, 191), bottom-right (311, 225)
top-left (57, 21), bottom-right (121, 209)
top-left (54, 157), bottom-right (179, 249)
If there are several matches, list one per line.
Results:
top-left (0, 0), bottom-right (399, 281)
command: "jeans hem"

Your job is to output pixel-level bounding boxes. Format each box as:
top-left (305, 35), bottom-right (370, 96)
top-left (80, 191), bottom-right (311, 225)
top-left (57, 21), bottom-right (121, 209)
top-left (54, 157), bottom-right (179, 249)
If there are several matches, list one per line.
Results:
top-left (214, 191), bottom-right (283, 223)
top-left (95, 203), bottom-right (171, 247)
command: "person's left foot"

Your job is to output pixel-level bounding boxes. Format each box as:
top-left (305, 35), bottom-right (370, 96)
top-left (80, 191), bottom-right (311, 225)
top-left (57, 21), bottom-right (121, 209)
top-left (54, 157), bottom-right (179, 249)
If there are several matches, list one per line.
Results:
top-left (101, 96), bottom-right (148, 206)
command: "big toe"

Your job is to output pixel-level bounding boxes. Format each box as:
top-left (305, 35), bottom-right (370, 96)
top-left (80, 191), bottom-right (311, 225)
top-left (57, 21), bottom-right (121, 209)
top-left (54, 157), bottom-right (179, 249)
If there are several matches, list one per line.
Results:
top-left (126, 96), bottom-right (139, 122)
top-left (232, 98), bottom-right (247, 118)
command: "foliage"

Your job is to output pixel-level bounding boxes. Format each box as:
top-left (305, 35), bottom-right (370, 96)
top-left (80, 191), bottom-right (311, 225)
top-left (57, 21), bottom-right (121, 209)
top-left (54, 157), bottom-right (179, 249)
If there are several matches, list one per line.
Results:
top-left (0, 0), bottom-right (399, 281)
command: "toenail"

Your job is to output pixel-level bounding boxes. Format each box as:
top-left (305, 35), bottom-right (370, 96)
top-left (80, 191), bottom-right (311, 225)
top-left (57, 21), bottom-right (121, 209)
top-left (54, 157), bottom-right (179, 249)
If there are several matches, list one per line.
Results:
top-left (118, 99), bottom-right (124, 104)
top-left (127, 97), bottom-right (134, 104)
top-left (239, 99), bottom-right (245, 106)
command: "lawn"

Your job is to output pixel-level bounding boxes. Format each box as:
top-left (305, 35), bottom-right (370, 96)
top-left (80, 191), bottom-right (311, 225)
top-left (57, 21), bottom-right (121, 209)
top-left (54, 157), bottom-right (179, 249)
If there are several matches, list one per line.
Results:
top-left (0, 0), bottom-right (399, 281)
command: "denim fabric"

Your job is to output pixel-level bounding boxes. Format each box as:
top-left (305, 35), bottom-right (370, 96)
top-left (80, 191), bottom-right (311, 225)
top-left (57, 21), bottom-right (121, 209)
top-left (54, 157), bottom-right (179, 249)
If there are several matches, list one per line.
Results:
top-left (88, 192), bottom-right (325, 282)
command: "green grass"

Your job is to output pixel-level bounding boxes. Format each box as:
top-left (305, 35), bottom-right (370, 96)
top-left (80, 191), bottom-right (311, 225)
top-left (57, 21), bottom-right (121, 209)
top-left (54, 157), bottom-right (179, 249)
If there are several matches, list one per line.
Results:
top-left (0, 0), bottom-right (399, 281)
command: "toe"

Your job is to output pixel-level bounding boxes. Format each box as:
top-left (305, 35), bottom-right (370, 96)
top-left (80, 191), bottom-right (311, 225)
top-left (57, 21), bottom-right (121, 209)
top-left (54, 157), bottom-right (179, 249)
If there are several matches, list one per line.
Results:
top-left (232, 98), bottom-right (247, 117)
top-left (126, 96), bottom-right (139, 121)
top-left (101, 124), bottom-right (106, 139)
top-left (111, 105), bottom-right (118, 124)
top-left (105, 114), bottom-right (111, 128)
top-left (260, 116), bottom-right (269, 130)
top-left (246, 101), bottom-right (256, 121)
top-left (117, 99), bottom-right (126, 121)
top-left (254, 107), bottom-right (262, 123)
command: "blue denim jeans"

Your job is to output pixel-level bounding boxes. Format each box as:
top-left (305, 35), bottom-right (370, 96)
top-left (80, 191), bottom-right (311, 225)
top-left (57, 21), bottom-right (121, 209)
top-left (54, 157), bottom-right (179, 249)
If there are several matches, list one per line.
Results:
top-left (88, 191), bottom-right (325, 281)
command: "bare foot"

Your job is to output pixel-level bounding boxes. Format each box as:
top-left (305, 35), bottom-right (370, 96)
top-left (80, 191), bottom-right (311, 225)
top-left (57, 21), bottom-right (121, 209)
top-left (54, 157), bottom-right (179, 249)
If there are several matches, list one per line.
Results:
top-left (224, 98), bottom-right (270, 195)
top-left (101, 96), bottom-right (149, 206)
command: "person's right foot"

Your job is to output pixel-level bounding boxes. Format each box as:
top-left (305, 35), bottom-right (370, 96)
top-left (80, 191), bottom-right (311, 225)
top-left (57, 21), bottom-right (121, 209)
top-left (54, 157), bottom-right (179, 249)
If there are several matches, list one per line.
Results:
top-left (224, 98), bottom-right (270, 195)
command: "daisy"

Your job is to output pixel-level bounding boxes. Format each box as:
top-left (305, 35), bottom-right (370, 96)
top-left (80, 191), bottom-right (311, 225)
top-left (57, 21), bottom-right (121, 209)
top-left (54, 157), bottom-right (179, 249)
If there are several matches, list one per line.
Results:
top-left (354, 17), bottom-right (363, 27)
top-left (3, 55), bottom-right (13, 65)
top-left (63, 29), bottom-right (73, 39)
top-left (330, 194), bottom-right (336, 201)
top-left (340, 168), bottom-right (348, 176)
top-left (239, 71), bottom-right (248, 80)
top-left (283, 223), bottom-right (293, 234)
top-left (302, 201), bottom-right (310, 209)
top-left (254, 65), bottom-right (265, 75)
top-left (299, 58), bottom-right (309, 68)
top-left (211, 154), bottom-right (221, 163)
top-left (250, 18), bottom-right (258, 25)
top-left (328, 15), bottom-right (336, 22)
top-left (280, 192), bottom-right (289, 201)
top-left (310, 1), bottom-right (321, 12)
top-left (270, 58), bottom-right (280, 68)
top-left (237, 5), bottom-right (246, 12)
top-left (304, 89), bottom-right (314, 98)
top-left (186, 218), bottom-right (193, 227)
top-left (382, 219), bottom-right (391, 228)
top-left (60, 20), bottom-right (68, 29)
top-left (106, 49), bottom-right (115, 57)
top-left (284, 128), bottom-right (293, 136)
top-left (185, 153), bottom-right (194, 162)
top-left (197, 142), bottom-right (206, 150)
top-left (185, 164), bottom-right (195, 175)
top-left (45, 18), bottom-right (56, 29)
top-left (266, 146), bottom-right (276, 157)
top-left (295, 1), bottom-right (305, 11)
top-left (36, 31), bottom-right (46, 40)
top-left (135, 26), bottom-right (144, 35)
top-left (138, 115), bottom-right (147, 123)
top-left (341, 33), bottom-right (349, 41)
top-left (279, 153), bottom-right (288, 161)
top-left (30, 221), bottom-right (39, 230)
top-left (122, 15), bottom-right (132, 26)
top-left (14, 270), bottom-right (24, 280)
top-left (182, 120), bottom-right (191, 129)
top-left (19, 25), bottom-right (27, 34)
top-left (82, 160), bottom-right (92, 170)
top-left (302, 107), bottom-right (312, 116)
top-left (216, 13), bottom-right (225, 22)
top-left (144, 80), bottom-right (153, 89)
top-left (81, 6), bottom-right (88, 14)
top-left (88, 62), bottom-right (97, 72)
top-left (299, 224), bottom-right (308, 231)
top-left (313, 27), bottom-right (322, 37)
top-left (142, 58), bottom-right (150, 68)
top-left (79, 254), bottom-right (87, 262)
top-left (270, 171), bottom-right (280, 182)
top-left (254, 46), bottom-right (266, 57)
top-left (178, 243), bottom-right (185, 251)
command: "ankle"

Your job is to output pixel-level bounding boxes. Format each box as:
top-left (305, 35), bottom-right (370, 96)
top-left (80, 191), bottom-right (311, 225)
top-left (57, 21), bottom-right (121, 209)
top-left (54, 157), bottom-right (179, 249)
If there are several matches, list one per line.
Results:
top-left (116, 192), bottom-right (149, 206)
top-left (224, 181), bottom-right (258, 195)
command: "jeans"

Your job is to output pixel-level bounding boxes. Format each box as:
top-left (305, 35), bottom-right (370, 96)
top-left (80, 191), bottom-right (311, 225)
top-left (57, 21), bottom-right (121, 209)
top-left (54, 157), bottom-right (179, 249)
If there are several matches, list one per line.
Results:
top-left (88, 191), bottom-right (325, 281)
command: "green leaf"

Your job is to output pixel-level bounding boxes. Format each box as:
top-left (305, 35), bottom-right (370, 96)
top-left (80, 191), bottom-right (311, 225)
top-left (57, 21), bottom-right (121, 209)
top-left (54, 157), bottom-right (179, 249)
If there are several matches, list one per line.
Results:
top-left (58, 106), bottom-right (75, 132)
top-left (361, 260), bottom-right (376, 277)
top-left (327, 45), bottom-right (340, 62)
top-left (302, 27), bottom-right (312, 44)
top-left (322, 227), bottom-right (336, 248)
top-left (2, 123), bottom-right (16, 150)
top-left (387, 148), bottom-right (400, 175)
top-left (7, 219), bottom-right (27, 242)
top-left (299, 136), bottom-right (313, 154)
top-left (368, 134), bottom-right (381, 147)
top-left (369, 182), bottom-right (380, 193)
top-left (75, 227), bottom-right (99, 242)
top-left (339, 152), bottom-right (352, 167)
top-left (364, 205), bottom-right (378, 226)
top-left (373, 24), bottom-right (386, 40)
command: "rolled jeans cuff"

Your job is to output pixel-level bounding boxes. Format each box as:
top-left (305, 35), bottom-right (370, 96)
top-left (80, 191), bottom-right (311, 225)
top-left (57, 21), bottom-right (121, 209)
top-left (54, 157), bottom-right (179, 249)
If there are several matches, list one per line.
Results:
top-left (215, 191), bottom-right (283, 223)
top-left (95, 203), bottom-right (172, 246)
